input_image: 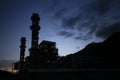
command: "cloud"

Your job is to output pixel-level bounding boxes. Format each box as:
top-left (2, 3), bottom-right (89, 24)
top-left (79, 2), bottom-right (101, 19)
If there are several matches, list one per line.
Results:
top-left (84, 0), bottom-right (113, 15)
top-left (96, 0), bottom-right (113, 15)
top-left (51, 0), bottom-right (120, 41)
top-left (74, 25), bottom-right (97, 40)
top-left (43, 0), bottom-right (59, 14)
top-left (74, 35), bottom-right (90, 41)
top-left (74, 32), bottom-right (93, 41)
top-left (57, 31), bottom-right (74, 38)
top-left (88, 0), bottom-right (120, 16)
top-left (61, 15), bottom-right (81, 29)
top-left (112, 15), bottom-right (120, 20)
top-left (53, 8), bottom-right (67, 19)
top-left (96, 22), bottom-right (120, 39)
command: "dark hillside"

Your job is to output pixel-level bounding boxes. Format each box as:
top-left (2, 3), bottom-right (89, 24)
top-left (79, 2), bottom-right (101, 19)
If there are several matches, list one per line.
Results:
top-left (66, 32), bottom-right (120, 68)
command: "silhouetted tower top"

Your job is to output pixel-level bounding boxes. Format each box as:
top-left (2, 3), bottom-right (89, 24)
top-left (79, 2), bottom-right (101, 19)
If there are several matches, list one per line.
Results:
top-left (30, 13), bottom-right (41, 48)
top-left (31, 13), bottom-right (40, 26)
top-left (20, 37), bottom-right (26, 62)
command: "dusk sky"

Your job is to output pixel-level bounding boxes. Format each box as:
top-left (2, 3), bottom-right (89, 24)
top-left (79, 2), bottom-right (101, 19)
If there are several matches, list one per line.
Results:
top-left (0, 0), bottom-right (120, 60)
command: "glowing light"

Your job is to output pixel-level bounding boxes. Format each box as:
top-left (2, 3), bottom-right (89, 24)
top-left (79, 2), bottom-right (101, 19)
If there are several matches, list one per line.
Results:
top-left (0, 67), bottom-right (18, 73)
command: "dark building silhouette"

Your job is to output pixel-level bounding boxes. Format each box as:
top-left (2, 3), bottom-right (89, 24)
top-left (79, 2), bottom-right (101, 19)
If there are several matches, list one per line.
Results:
top-left (38, 40), bottom-right (58, 68)
top-left (27, 13), bottom-right (42, 69)
top-left (20, 37), bottom-right (26, 63)
top-left (14, 13), bottom-right (59, 71)
top-left (19, 37), bottom-right (26, 71)
top-left (26, 13), bottom-right (58, 69)
top-left (30, 13), bottom-right (40, 48)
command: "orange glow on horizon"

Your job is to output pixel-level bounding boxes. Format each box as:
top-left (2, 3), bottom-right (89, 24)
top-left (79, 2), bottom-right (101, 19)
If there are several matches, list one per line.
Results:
top-left (0, 67), bottom-right (18, 73)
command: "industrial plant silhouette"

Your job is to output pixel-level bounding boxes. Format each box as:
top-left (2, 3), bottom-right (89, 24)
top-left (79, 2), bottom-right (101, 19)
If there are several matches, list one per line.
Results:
top-left (1, 13), bottom-right (120, 79)
top-left (14, 13), bottom-right (59, 72)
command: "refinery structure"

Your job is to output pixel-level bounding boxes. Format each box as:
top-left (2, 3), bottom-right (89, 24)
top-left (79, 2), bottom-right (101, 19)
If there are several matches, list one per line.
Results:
top-left (14, 13), bottom-right (61, 72)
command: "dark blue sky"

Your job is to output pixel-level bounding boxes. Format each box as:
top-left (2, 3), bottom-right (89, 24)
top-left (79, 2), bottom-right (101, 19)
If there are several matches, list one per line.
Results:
top-left (0, 0), bottom-right (120, 60)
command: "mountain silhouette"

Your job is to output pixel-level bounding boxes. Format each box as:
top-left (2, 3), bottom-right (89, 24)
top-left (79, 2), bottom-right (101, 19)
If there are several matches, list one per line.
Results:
top-left (64, 32), bottom-right (120, 68)
top-left (77, 32), bottom-right (120, 56)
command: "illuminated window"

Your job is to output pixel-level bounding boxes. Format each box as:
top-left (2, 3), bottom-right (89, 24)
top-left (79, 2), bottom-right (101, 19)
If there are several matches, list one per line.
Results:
top-left (51, 45), bottom-right (55, 48)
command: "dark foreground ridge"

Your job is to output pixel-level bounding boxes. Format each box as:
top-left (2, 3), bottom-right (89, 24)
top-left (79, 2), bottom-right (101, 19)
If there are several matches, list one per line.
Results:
top-left (0, 70), bottom-right (22, 80)
top-left (1, 69), bottom-right (120, 80)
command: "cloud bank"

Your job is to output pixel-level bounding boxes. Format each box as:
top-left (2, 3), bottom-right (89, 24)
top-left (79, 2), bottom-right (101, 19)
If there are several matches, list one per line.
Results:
top-left (45, 0), bottom-right (120, 40)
